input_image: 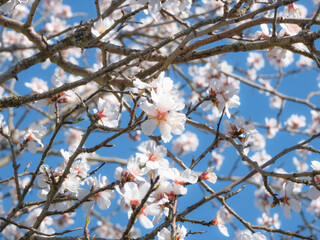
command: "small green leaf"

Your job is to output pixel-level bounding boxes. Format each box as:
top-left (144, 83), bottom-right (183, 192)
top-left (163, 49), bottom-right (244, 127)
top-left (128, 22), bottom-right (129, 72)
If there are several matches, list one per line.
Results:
top-left (72, 117), bottom-right (85, 124)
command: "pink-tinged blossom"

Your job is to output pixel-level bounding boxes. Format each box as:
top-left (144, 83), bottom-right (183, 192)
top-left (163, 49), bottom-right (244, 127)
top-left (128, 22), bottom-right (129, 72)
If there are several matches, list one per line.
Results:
top-left (254, 187), bottom-right (271, 213)
top-left (258, 78), bottom-right (272, 96)
top-left (246, 68), bottom-right (257, 81)
top-left (211, 207), bottom-right (229, 237)
top-left (308, 110), bottom-right (320, 134)
top-left (217, 206), bottom-right (233, 223)
top-left (306, 161), bottom-right (320, 200)
top-left (64, 128), bottom-right (83, 151)
top-left (2, 224), bottom-right (23, 239)
top-left (36, 165), bottom-right (59, 190)
top-left (114, 167), bottom-right (136, 184)
top-left (247, 52), bottom-right (265, 71)
top-left (265, 118), bottom-right (280, 139)
top-left (270, 47), bottom-right (294, 69)
top-left (163, 0), bottom-right (191, 15)
top-left (117, 182), bottom-right (150, 210)
top-left (0, 0), bottom-right (28, 15)
top-left (293, 157), bottom-right (308, 173)
top-left (135, 0), bottom-right (162, 19)
top-left (117, 182), bottom-right (161, 229)
top-left (280, 181), bottom-right (301, 219)
top-left (127, 155), bottom-right (149, 181)
top-left (269, 95), bottom-right (283, 109)
top-left (251, 133), bottom-right (266, 151)
top-left (24, 208), bottom-right (54, 235)
top-left (157, 225), bottom-right (187, 240)
top-left (278, 23), bottom-right (301, 38)
top-left (18, 124), bottom-right (46, 153)
top-left (93, 98), bottom-right (119, 128)
top-left (134, 73), bottom-right (184, 104)
top-left (91, 18), bottom-right (118, 43)
top-left (297, 55), bottom-right (313, 67)
top-left (35, 89), bottom-right (75, 115)
top-left (77, 175), bottom-right (115, 215)
top-left (3, 30), bottom-right (34, 59)
top-left (54, 213), bottom-right (75, 229)
top-left (25, 77), bottom-right (49, 94)
top-left (285, 114), bottom-right (306, 132)
top-left (154, 180), bottom-right (187, 205)
top-left (250, 150), bottom-right (271, 167)
top-left (140, 91), bottom-right (186, 143)
top-left (198, 166), bottom-right (217, 184)
top-left (68, 158), bottom-right (90, 180)
top-left (307, 199), bottom-right (320, 215)
top-left (282, 3), bottom-right (307, 18)
top-left (210, 151), bottom-right (224, 171)
top-left (223, 116), bottom-right (257, 147)
top-left (257, 213), bottom-right (281, 229)
top-left (44, 16), bottom-right (68, 35)
top-left (254, 24), bottom-right (270, 39)
top-left (172, 131), bottom-right (199, 156)
top-left (42, 0), bottom-right (73, 18)
top-left (202, 79), bottom-right (240, 118)
top-left (195, 0), bottom-right (223, 16)
top-left (164, 168), bottom-right (198, 185)
top-left (238, 232), bottom-right (267, 240)
top-left (136, 140), bottom-right (169, 170)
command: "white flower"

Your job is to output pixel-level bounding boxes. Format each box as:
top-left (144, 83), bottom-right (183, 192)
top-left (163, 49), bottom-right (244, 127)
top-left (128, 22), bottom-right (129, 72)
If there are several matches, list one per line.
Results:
top-left (136, 140), bottom-right (169, 170)
top-left (117, 182), bottom-right (161, 229)
top-left (269, 95), bottom-right (283, 109)
top-left (18, 124), bottom-right (46, 153)
top-left (54, 213), bottom-right (75, 229)
top-left (210, 151), bottom-right (224, 171)
top-left (238, 232), bottom-right (267, 240)
top-left (255, 24), bottom-right (270, 39)
top-left (267, 47), bottom-right (294, 69)
top-left (140, 91), bottom-right (186, 143)
top-left (164, 168), bottom-right (198, 185)
top-left (64, 128), bottom-right (83, 151)
top-left (77, 175), bottom-right (115, 215)
top-left (91, 18), bottom-right (118, 43)
top-left (282, 3), bottom-right (307, 18)
top-left (306, 161), bottom-right (320, 200)
top-left (293, 157), bottom-right (308, 173)
top-left (265, 118), bottom-right (280, 139)
top-left (247, 52), bottom-right (265, 71)
top-left (202, 79), bottom-right (240, 118)
top-left (163, 0), bottom-right (192, 15)
top-left (250, 150), bottom-right (271, 167)
top-left (223, 116), bottom-right (256, 147)
top-left (25, 77), bottom-right (49, 94)
top-left (127, 155), bottom-right (149, 181)
top-left (285, 114), bottom-right (306, 132)
top-left (93, 98), bottom-right (119, 128)
top-left (25, 208), bottom-right (54, 235)
top-left (0, 0), bottom-right (28, 15)
top-left (172, 131), bottom-right (199, 156)
top-left (198, 166), bottom-right (217, 184)
top-left (280, 181), bottom-right (301, 219)
top-left (212, 207), bottom-right (229, 237)
top-left (254, 187), bottom-right (271, 213)
top-left (136, 0), bottom-right (162, 19)
top-left (157, 225), bottom-right (187, 240)
top-left (307, 199), bottom-right (320, 215)
top-left (257, 213), bottom-right (281, 229)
